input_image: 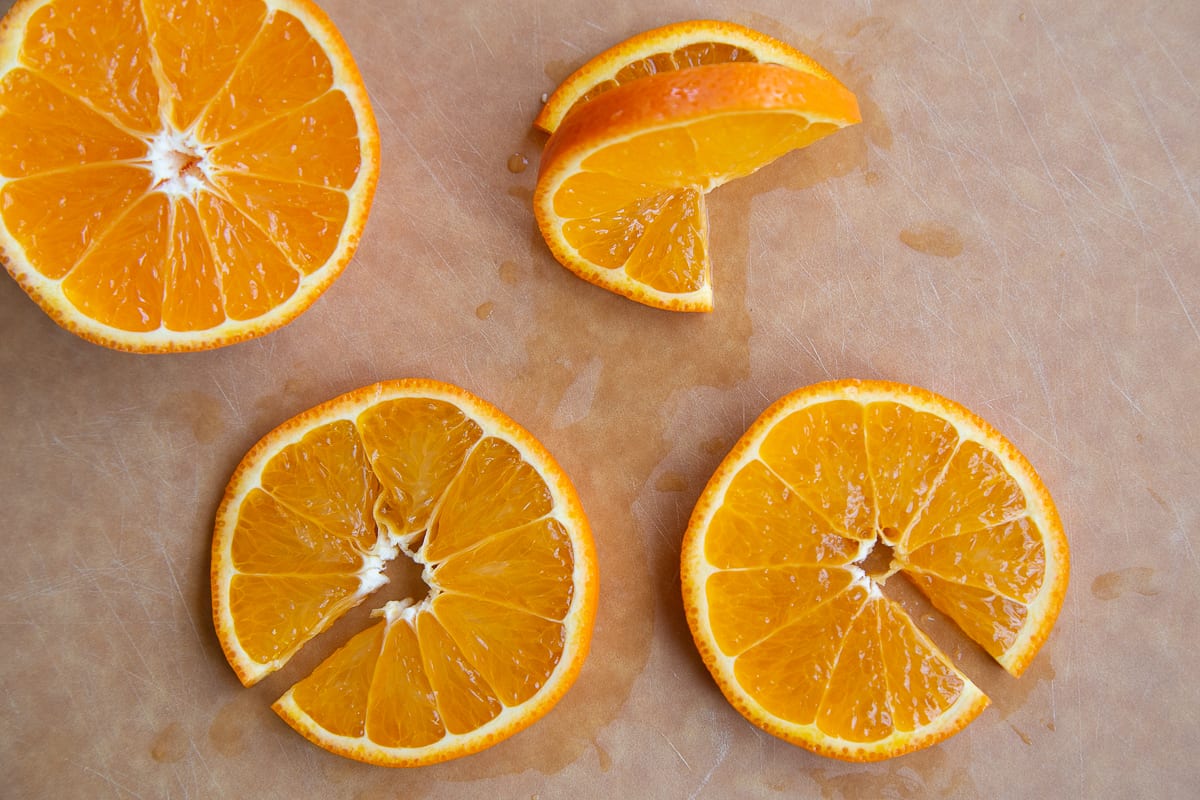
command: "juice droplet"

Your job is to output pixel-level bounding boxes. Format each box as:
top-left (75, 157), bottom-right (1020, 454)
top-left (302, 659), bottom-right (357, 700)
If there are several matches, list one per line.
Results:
top-left (499, 261), bottom-right (521, 285)
top-left (655, 471), bottom-right (688, 493)
top-left (507, 153), bottom-right (529, 174)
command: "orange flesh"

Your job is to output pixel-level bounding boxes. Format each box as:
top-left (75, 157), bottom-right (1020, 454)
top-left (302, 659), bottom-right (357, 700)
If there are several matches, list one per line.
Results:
top-left (700, 398), bottom-right (1051, 743)
top-left (555, 111), bottom-right (841, 295)
top-left (0, 0), bottom-right (364, 334)
top-left (536, 61), bottom-right (860, 311)
top-left (228, 398), bottom-right (577, 734)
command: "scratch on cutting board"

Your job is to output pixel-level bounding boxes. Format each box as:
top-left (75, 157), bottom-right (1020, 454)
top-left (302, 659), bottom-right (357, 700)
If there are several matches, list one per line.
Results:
top-left (162, 545), bottom-right (205, 650)
top-left (1106, 377), bottom-right (1146, 417)
top-left (657, 729), bottom-right (691, 770)
top-left (77, 763), bottom-right (146, 799)
top-left (969, 5), bottom-right (1101, 272)
top-left (1037, 8), bottom-right (1200, 345)
top-left (1119, 58), bottom-right (1200, 221)
top-left (687, 712), bottom-right (733, 800)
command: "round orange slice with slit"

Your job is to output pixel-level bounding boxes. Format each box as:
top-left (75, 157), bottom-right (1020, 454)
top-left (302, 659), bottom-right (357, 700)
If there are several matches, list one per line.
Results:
top-left (681, 379), bottom-right (1068, 761)
top-left (533, 59), bottom-right (859, 312)
top-left (0, 0), bottom-right (379, 352)
top-left (534, 19), bottom-right (835, 134)
top-left (211, 379), bottom-right (597, 766)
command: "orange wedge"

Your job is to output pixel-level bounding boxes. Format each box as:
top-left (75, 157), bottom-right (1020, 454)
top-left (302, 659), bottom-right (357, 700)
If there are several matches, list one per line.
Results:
top-left (534, 19), bottom-right (836, 134)
top-left (0, 0), bottom-right (379, 352)
top-left (211, 379), bottom-right (597, 766)
top-left (681, 379), bottom-right (1068, 760)
top-left (534, 58), bottom-right (859, 311)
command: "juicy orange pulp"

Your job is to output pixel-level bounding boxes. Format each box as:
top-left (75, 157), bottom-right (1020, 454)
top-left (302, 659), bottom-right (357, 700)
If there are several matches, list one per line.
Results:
top-left (535, 62), bottom-right (861, 310)
top-left (0, 0), bottom-right (378, 350)
top-left (213, 381), bottom-right (596, 766)
top-left (683, 380), bottom-right (1068, 759)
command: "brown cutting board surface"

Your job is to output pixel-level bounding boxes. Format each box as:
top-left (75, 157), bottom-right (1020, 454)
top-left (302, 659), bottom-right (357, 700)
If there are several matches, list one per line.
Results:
top-left (2, 1), bottom-right (1198, 797)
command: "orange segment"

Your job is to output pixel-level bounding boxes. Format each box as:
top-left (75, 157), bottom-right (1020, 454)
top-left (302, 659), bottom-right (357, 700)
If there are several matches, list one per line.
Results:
top-left (431, 519), bottom-right (576, 620)
top-left (817, 597), bottom-right (893, 742)
top-left (258, 420), bottom-right (382, 544)
top-left (705, 566), bottom-right (858, 656)
top-left (432, 593), bottom-right (565, 706)
top-left (213, 380), bottom-right (597, 766)
top-left (213, 172), bottom-right (349, 273)
top-left (19, 0), bottom-right (160, 133)
top-left (759, 399), bottom-right (876, 540)
top-left (731, 583), bottom-right (870, 728)
top-left (194, 9), bottom-right (334, 143)
top-left (209, 91), bottom-right (364, 189)
top-left (534, 60), bottom-right (860, 311)
top-left (140, 0), bottom-right (267, 132)
top-left (906, 571), bottom-right (1030, 662)
top-left (227, 572), bottom-right (362, 666)
top-left (416, 613), bottom-right (503, 734)
top-left (289, 622), bottom-right (384, 739)
top-left (161, 198), bottom-right (224, 331)
top-left (0, 0), bottom-right (379, 351)
top-left (426, 437), bottom-right (554, 562)
top-left (355, 398), bottom-right (483, 541)
top-left (535, 19), bottom-right (837, 133)
top-left (703, 460), bottom-right (867, 569)
top-left (864, 401), bottom-right (960, 541)
top-left (195, 191), bottom-right (301, 321)
top-left (229, 490), bottom-right (363, 574)
top-left (903, 441), bottom-right (1029, 551)
top-left (682, 379), bottom-right (1068, 761)
top-left (905, 517), bottom-right (1047, 602)
top-left (0, 69), bottom-right (146, 177)
top-left (365, 618), bottom-right (444, 748)
top-left (0, 165), bottom-right (152, 279)
top-left (60, 193), bottom-right (170, 331)
top-left (876, 599), bottom-right (969, 733)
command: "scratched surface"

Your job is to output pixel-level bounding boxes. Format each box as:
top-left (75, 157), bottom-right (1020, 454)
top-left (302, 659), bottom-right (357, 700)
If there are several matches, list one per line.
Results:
top-left (2, 0), bottom-right (1198, 797)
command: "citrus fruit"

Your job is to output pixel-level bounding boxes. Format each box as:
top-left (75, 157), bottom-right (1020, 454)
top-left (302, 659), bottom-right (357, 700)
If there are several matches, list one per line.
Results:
top-left (533, 58), bottom-right (859, 312)
top-left (681, 379), bottom-right (1068, 761)
top-left (0, 0), bottom-right (379, 352)
top-left (534, 19), bottom-right (836, 134)
top-left (211, 379), bottom-right (597, 766)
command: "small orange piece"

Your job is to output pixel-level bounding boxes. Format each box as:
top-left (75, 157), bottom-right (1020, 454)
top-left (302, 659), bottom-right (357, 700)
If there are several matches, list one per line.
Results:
top-left (211, 380), bottom-right (597, 766)
top-left (681, 379), bottom-right (1068, 761)
top-left (534, 19), bottom-right (836, 134)
top-left (533, 24), bottom-right (859, 312)
top-left (0, 0), bottom-right (379, 352)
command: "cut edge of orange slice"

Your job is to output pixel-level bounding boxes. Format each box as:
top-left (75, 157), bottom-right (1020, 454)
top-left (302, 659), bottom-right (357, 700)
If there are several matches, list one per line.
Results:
top-left (0, 0), bottom-right (381, 353)
top-left (680, 378), bottom-right (1068, 760)
top-left (534, 18), bottom-right (835, 133)
top-left (211, 378), bottom-right (598, 765)
top-left (534, 62), bottom-right (861, 313)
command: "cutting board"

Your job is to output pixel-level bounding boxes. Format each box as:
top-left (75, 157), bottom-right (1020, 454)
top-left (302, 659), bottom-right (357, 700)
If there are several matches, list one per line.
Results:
top-left (3, 0), bottom-right (1198, 797)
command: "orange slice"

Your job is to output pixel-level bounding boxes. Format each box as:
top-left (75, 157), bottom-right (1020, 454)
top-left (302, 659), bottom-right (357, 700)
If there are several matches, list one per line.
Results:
top-left (533, 59), bottom-right (859, 312)
top-left (534, 19), bottom-right (835, 133)
top-left (681, 379), bottom-right (1068, 761)
top-left (0, 0), bottom-right (379, 352)
top-left (211, 379), bottom-right (597, 766)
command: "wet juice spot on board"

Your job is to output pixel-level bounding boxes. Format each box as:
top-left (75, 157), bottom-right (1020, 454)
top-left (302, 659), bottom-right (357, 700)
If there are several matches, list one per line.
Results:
top-left (900, 223), bottom-right (964, 258)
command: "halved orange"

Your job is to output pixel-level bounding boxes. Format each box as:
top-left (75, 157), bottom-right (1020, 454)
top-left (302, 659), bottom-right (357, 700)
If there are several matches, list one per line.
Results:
top-left (211, 379), bottom-right (597, 766)
top-left (534, 19), bottom-right (836, 134)
top-left (534, 58), bottom-right (859, 311)
top-left (681, 379), bottom-right (1068, 761)
top-left (0, 0), bottom-right (379, 352)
